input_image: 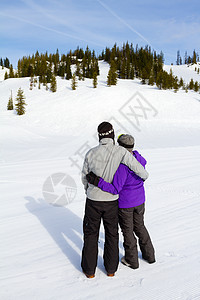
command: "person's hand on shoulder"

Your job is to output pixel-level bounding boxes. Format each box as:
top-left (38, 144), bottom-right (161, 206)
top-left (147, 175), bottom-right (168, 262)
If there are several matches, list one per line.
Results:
top-left (86, 171), bottom-right (100, 186)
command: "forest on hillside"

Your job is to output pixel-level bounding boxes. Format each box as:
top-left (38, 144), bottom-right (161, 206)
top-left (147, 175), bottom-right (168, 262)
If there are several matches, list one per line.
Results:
top-left (1, 43), bottom-right (200, 92)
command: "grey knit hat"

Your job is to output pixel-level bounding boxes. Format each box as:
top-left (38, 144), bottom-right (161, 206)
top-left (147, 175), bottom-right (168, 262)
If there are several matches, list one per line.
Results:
top-left (117, 134), bottom-right (135, 149)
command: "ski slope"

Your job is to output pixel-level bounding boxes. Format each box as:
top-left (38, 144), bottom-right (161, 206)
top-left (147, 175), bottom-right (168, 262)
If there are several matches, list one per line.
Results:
top-left (0, 62), bottom-right (200, 300)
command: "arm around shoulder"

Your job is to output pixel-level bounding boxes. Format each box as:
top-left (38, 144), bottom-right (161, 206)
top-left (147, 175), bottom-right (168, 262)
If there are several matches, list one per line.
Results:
top-left (121, 150), bottom-right (149, 180)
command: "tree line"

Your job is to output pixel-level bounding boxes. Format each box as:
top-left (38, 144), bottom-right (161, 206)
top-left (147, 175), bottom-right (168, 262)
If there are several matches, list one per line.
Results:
top-left (176, 50), bottom-right (199, 65)
top-left (2, 44), bottom-right (200, 93)
top-left (104, 43), bottom-right (200, 92)
top-left (0, 57), bottom-right (10, 68)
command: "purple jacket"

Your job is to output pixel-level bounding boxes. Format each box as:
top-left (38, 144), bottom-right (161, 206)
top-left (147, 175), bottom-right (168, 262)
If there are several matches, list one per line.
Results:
top-left (98, 150), bottom-right (146, 208)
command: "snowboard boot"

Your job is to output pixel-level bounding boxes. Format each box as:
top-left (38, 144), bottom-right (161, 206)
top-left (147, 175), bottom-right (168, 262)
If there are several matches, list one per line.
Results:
top-left (83, 271), bottom-right (95, 279)
top-left (142, 255), bottom-right (156, 264)
top-left (107, 272), bottom-right (115, 277)
top-left (121, 256), bottom-right (139, 269)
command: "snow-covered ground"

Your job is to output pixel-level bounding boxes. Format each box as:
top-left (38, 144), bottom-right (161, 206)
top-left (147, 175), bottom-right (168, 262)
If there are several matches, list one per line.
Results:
top-left (164, 62), bottom-right (200, 83)
top-left (1, 62), bottom-right (200, 300)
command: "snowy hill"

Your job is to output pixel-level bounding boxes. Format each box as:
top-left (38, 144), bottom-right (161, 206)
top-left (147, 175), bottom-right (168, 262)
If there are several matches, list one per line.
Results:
top-left (164, 63), bottom-right (200, 83)
top-left (0, 62), bottom-right (200, 300)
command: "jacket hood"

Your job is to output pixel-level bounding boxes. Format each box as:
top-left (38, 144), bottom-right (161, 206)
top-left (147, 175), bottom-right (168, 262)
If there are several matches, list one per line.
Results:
top-left (99, 138), bottom-right (114, 145)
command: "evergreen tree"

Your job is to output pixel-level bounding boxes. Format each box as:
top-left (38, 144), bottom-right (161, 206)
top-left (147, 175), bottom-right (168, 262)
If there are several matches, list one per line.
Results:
top-left (184, 51), bottom-right (188, 64)
top-left (162, 71), bottom-right (170, 89)
top-left (179, 77), bottom-right (184, 89)
top-left (130, 65), bottom-right (135, 80)
top-left (4, 57), bottom-right (10, 68)
top-left (65, 56), bottom-right (72, 80)
top-left (29, 77), bottom-right (34, 90)
top-left (107, 60), bottom-right (118, 86)
top-left (148, 69), bottom-right (154, 85)
top-left (46, 65), bottom-right (53, 83)
top-left (76, 61), bottom-right (81, 80)
top-left (194, 81), bottom-right (199, 92)
top-left (176, 50), bottom-right (181, 65)
top-left (93, 71), bottom-right (98, 88)
top-left (168, 69), bottom-right (174, 89)
top-left (173, 77), bottom-right (179, 93)
top-left (71, 73), bottom-right (77, 90)
top-left (7, 91), bottom-right (14, 110)
top-left (188, 56), bottom-right (192, 64)
top-left (189, 78), bottom-right (194, 90)
top-left (9, 64), bottom-right (15, 78)
top-left (192, 50), bottom-right (197, 64)
top-left (156, 71), bottom-right (163, 89)
top-left (120, 59), bottom-right (126, 79)
top-left (15, 88), bottom-right (27, 115)
top-left (50, 74), bottom-right (57, 92)
top-left (4, 71), bottom-right (8, 80)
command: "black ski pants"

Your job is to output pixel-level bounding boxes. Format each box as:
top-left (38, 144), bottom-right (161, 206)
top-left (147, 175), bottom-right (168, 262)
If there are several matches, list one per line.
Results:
top-left (81, 198), bottom-right (119, 275)
top-left (119, 203), bottom-right (155, 268)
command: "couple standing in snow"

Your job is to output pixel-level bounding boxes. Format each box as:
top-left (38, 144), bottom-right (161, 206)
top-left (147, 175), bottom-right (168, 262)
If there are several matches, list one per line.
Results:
top-left (81, 121), bottom-right (155, 278)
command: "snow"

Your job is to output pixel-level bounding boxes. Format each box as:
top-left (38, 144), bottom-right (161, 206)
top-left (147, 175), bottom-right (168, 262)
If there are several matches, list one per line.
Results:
top-left (164, 63), bottom-right (200, 83)
top-left (0, 66), bottom-right (9, 81)
top-left (0, 62), bottom-right (200, 300)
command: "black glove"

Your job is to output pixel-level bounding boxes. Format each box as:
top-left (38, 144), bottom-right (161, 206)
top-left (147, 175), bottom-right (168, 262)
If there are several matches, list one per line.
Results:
top-left (86, 171), bottom-right (100, 186)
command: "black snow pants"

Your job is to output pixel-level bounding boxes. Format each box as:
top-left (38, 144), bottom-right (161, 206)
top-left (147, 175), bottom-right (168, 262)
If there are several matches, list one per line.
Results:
top-left (119, 203), bottom-right (155, 268)
top-left (81, 198), bottom-right (119, 275)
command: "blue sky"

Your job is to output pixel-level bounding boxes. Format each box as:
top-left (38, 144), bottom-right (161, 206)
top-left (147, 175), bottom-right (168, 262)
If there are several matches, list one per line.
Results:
top-left (1, 0), bottom-right (200, 67)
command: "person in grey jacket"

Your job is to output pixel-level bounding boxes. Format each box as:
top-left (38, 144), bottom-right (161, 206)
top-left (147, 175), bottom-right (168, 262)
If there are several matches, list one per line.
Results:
top-left (81, 121), bottom-right (148, 278)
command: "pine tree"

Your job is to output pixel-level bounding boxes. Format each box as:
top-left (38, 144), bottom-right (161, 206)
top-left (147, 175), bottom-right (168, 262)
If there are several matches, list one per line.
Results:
top-left (130, 65), bottom-right (135, 80)
top-left (15, 88), bottom-right (27, 115)
top-left (179, 77), bottom-right (184, 89)
top-left (4, 57), bottom-right (10, 68)
top-left (93, 71), bottom-right (98, 88)
top-left (4, 71), bottom-right (8, 80)
top-left (50, 74), bottom-right (57, 92)
top-left (76, 61), bottom-right (81, 79)
top-left (189, 78), bottom-right (194, 90)
top-left (156, 71), bottom-right (163, 89)
top-left (194, 81), bottom-right (199, 92)
top-left (71, 73), bottom-right (77, 90)
top-left (46, 65), bottom-right (53, 83)
top-left (148, 69), bottom-right (154, 85)
top-left (7, 91), bottom-right (14, 110)
top-left (65, 58), bottom-right (72, 80)
top-left (192, 50), bottom-right (197, 64)
top-left (184, 51), bottom-right (188, 64)
top-left (173, 77), bottom-right (179, 93)
top-left (30, 77), bottom-right (34, 90)
top-left (107, 60), bottom-right (118, 86)
top-left (9, 64), bottom-right (15, 78)
top-left (176, 50), bottom-right (181, 65)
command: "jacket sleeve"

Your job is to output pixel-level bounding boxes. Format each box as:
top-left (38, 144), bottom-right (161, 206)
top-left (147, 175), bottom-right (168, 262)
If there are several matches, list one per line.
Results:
top-left (98, 165), bottom-right (127, 195)
top-left (81, 154), bottom-right (89, 192)
top-left (134, 150), bottom-right (147, 167)
top-left (121, 149), bottom-right (149, 180)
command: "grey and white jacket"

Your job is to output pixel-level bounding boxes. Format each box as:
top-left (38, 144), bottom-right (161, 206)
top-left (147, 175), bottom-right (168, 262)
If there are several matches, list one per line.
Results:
top-left (81, 138), bottom-right (149, 201)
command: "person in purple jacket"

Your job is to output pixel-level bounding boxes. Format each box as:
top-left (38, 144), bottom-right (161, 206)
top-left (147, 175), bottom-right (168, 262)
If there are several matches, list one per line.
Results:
top-left (86, 134), bottom-right (155, 269)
